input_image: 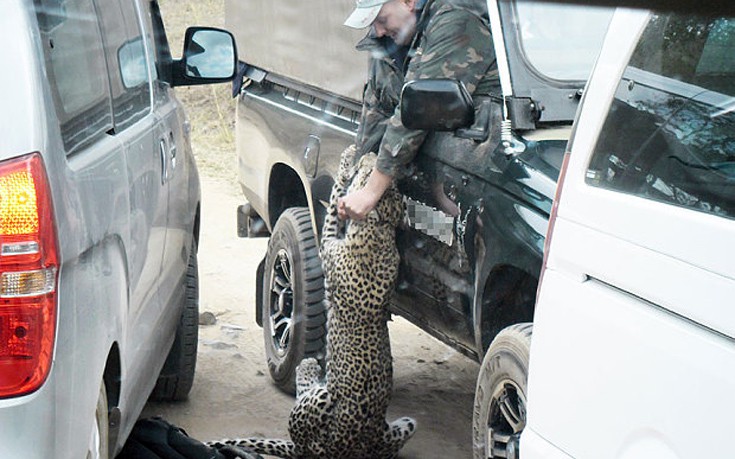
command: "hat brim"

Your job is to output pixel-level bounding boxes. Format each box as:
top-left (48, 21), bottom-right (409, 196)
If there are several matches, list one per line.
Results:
top-left (343, 5), bottom-right (384, 29)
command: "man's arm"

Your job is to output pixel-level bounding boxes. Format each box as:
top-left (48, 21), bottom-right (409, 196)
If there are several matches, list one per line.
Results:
top-left (376, 7), bottom-right (495, 177)
top-left (341, 7), bottom-right (495, 220)
top-left (355, 54), bottom-right (405, 157)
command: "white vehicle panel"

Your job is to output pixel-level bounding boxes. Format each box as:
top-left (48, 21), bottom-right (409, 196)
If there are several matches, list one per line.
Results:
top-left (557, 8), bottom-right (735, 338)
top-left (524, 8), bottom-right (735, 458)
top-left (526, 267), bottom-right (735, 459)
top-left (521, 428), bottom-right (574, 459)
top-left (549, 202), bottom-right (735, 338)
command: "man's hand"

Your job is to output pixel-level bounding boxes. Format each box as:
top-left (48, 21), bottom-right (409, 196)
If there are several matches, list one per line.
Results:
top-left (337, 167), bottom-right (393, 220)
top-left (338, 187), bottom-right (379, 220)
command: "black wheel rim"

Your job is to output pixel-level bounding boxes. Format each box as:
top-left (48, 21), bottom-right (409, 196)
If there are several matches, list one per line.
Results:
top-left (268, 248), bottom-right (294, 357)
top-left (485, 379), bottom-right (526, 459)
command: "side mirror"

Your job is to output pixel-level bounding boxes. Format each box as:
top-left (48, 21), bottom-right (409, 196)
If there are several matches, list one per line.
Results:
top-left (173, 27), bottom-right (238, 87)
top-left (400, 79), bottom-right (474, 131)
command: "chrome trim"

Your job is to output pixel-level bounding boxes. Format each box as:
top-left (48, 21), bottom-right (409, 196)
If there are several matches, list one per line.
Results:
top-left (244, 92), bottom-right (357, 137)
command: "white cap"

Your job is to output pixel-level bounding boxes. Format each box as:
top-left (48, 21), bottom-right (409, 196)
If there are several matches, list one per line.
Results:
top-left (343, 0), bottom-right (391, 29)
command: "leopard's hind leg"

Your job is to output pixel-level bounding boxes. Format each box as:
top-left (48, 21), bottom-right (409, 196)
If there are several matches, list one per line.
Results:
top-left (381, 417), bottom-right (417, 458)
top-left (295, 357), bottom-right (323, 399)
top-left (206, 360), bottom-right (329, 459)
top-left (288, 385), bottom-right (333, 458)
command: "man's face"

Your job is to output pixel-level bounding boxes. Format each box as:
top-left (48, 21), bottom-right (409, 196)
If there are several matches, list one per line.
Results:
top-left (372, 0), bottom-right (417, 46)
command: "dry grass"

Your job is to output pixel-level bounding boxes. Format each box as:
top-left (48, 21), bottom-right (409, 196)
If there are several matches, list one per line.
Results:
top-left (159, 0), bottom-right (238, 186)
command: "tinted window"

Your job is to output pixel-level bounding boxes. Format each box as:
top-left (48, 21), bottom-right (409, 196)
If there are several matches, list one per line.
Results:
top-left (587, 14), bottom-right (735, 220)
top-left (35, 0), bottom-right (112, 152)
top-left (96, 0), bottom-right (151, 130)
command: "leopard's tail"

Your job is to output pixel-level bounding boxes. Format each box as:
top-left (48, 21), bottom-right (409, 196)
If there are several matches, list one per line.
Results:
top-left (207, 437), bottom-right (297, 459)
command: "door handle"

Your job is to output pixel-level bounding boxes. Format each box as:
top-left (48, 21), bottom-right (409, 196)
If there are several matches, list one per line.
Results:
top-left (303, 135), bottom-right (320, 178)
top-left (160, 133), bottom-right (177, 184)
top-left (159, 139), bottom-right (168, 185)
top-left (168, 132), bottom-right (177, 171)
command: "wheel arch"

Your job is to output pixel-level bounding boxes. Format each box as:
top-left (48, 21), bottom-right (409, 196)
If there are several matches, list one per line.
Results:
top-left (468, 214), bottom-right (540, 357)
top-left (267, 162), bottom-right (336, 244)
top-left (474, 263), bottom-right (538, 356)
top-left (267, 163), bottom-right (309, 230)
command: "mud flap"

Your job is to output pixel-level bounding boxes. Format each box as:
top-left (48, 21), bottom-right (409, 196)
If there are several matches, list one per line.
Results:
top-left (255, 255), bottom-right (265, 327)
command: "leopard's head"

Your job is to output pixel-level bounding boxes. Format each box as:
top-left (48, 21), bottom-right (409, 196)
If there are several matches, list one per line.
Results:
top-left (336, 144), bottom-right (357, 187)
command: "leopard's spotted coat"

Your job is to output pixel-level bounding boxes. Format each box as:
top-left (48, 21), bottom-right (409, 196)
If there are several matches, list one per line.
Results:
top-left (209, 146), bottom-right (415, 458)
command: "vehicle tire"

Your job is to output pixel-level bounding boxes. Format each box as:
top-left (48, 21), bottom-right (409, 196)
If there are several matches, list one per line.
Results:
top-left (87, 381), bottom-right (109, 459)
top-left (263, 207), bottom-right (327, 395)
top-left (150, 240), bottom-right (199, 401)
top-left (473, 323), bottom-right (532, 459)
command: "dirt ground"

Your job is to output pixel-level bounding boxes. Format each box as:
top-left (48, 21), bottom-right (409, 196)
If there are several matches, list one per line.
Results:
top-left (140, 175), bottom-right (481, 458)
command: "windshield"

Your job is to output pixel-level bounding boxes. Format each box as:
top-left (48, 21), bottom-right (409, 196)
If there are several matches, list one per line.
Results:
top-left (514, 2), bottom-right (614, 81)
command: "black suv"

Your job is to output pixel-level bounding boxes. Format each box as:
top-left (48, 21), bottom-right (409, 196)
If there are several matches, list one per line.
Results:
top-left (226, 0), bottom-right (612, 395)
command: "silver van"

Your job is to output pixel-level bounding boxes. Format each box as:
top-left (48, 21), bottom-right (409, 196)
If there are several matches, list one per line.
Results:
top-left (0, 0), bottom-right (235, 457)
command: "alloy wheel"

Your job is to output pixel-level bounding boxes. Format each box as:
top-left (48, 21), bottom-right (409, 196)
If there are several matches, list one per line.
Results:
top-left (485, 379), bottom-right (525, 459)
top-left (268, 248), bottom-right (294, 357)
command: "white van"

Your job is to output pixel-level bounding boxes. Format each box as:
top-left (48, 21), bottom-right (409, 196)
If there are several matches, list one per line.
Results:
top-left (519, 6), bottom-right (735, 459)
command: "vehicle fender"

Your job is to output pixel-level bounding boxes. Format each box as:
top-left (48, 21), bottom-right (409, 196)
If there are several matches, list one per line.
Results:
top-left (266, 162), bottom-right (312, 231)
top-left (471, 210), bottom-right (538, 355)
top-left (53, 234), bottom-right (128, 456)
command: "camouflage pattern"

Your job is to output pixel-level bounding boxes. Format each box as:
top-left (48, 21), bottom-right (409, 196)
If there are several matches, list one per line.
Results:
top-left (356, 0), bottom-right (500, 177)
top-left (354, 36), bottom-right (408, 158)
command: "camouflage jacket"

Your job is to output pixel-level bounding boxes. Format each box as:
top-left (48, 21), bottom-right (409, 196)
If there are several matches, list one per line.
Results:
top-left (355, 0), bottom-right (500, 177)
top-left (354, 35), bottom-right (408, 159)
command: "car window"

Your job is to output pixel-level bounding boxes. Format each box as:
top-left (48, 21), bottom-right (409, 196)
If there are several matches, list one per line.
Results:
top-left (142, 0), bottom-right (173, 85)
top-left (96, 0), bottom-right (151, 131)
top-left (34, 0), bottom-right (113, 153)
top-left (586, 13), bottom-right (735, 220)
top-left (513, 2), bottom-right (613, 81)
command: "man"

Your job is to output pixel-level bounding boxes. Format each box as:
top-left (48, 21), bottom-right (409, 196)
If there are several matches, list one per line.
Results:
top-left (339, 0), bottom-right (499, 220)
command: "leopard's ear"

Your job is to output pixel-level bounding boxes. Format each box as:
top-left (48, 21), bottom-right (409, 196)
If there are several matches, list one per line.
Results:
top-left (384, 189), bottom-right (406, 227)
top-left (337, 144), bottom-right (358, 184)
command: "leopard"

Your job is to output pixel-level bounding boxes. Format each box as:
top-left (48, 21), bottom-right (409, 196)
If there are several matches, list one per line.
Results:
top-left (208, 146), bottom-right (415, 459)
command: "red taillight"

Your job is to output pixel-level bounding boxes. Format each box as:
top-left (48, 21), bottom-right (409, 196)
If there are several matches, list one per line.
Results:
top-left (0, 153), bottom-right (57, 398)
top-left (536, 151), bottom-right (572, 303)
